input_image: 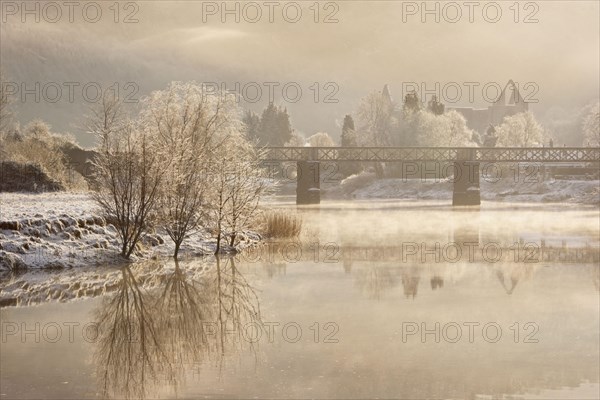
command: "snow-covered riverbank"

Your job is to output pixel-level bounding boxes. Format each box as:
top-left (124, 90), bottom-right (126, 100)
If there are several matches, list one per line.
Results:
top-left (322, 172), bottom-right (600, 205)
top-left (0, 192), bottom-right (260, 270)
top-left (1, 175), bottom-right (598, 271)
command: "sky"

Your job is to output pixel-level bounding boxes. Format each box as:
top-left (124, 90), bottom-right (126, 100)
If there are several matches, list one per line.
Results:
top-left (1, 0), bottom-right (599, 147)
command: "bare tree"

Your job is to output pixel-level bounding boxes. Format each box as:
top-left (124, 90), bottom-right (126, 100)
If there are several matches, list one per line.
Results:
top-left (141, 82), bottom-right (240, 258)
top-left (90, 82), bottom-right (265, 258)
top-left (208, 136), bottom-right (269, 253)
top-left (92, 122), bottom-right (164, 259)
top-left (225, 144), bottom-right (269, 247)
top-left (86, 91), bottom-right (125, 151)
top-left (159, 157), bottom-right (210, 258)
top-left (211, 155), bottom-right (234, 254)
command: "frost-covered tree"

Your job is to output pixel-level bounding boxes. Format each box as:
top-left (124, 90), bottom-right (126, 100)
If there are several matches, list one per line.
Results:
top-left (357, 90), bottom-right (397, 177)
top-left (307, 131), bottom-right (335, 147)
top-left (86, 92), bottom-right (125, 152)
top-left (225, 143), bottom-right (269, 247)
top-left (495, 111), bottom-right (544, 147)
top-left (0, 119), bottom-right (88, 188)
top-left (357, 90), bottom-right (397, 147)
top-left (405, 110), bottom-right (475, 147)
top-left (445, 110), bottom-right (475, 146)
top-left (91, 82), bottom-right (269, 258)
top-left (210, 154), bottom-right (233, 254)
top-left (91, 120), bottom-right (164, 259)
top-left (284, 131), bottom-right (305, 147)
top-left (141, 82), bottom-right (241, 258)
top-left (208, 135), bottom-right (268, 253)
top-left (582, 102), bottom-right (600, 146)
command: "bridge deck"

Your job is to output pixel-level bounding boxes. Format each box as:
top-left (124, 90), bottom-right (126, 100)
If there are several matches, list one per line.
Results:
top-left (261, 147), bottom-right (600, 163)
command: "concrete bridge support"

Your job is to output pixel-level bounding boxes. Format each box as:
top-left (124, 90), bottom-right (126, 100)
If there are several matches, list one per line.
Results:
top-left (452, 149), bottom-right (481, 206)
top-left (297, 161), bottom-right (320, 205)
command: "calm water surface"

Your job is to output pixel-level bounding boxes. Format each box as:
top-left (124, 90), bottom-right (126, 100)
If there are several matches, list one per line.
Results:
top-left (1, 200), bottom-right (599, 399)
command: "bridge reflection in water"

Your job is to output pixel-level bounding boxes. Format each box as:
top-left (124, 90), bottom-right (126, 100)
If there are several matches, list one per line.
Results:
top-left (250, 239), bottom-right (599, 299)
top-left (260, 146), bottom-right (600, 205)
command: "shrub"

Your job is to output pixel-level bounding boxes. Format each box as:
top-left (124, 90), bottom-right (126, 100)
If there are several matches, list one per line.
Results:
top-left (0, 161), bottom-right (64, 192)
top-left (0, 122), bottom-right (88, 191)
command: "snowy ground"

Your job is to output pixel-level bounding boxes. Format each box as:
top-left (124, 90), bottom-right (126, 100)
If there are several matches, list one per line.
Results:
top-left (1, 174), bottom-right (597, 271)
top-left (322, 172), bottom-right (600, 205)
top-left (0, 192), bottom-right (259, 271)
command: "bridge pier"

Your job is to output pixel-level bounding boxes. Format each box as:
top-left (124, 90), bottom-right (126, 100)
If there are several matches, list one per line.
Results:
top-left (453, 149), bottom-right (480, 206)
top-left (297, 161), bottom-right (320, 205)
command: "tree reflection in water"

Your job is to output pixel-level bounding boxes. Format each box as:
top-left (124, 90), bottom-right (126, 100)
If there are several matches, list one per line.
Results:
top-left (153, 259), bottom-right (214, 396)
top-left (210, 256), bottom-right (263, 364)
top-left (353, 267), bottom-right (400, 300)
top-left (94, 263), bottom-right (170, 400)
top-left (401, 267), bottom-right (421, 299)
top-left (93, 257), bottom-right (263, 399)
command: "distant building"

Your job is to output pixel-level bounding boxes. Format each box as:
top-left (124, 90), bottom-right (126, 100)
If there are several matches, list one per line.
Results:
top-left (449, 80), bottom-right (528, 134)
top-left (378, 80), bottom-right (529, 142)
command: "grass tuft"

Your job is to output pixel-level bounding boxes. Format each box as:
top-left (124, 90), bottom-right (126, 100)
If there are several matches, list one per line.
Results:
top-left (262, 211), bottom-right (302, 238)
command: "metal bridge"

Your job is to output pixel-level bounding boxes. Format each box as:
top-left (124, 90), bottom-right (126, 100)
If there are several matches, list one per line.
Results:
top-left (259, 147), bottom-right (600, 206)
top-left (261, 146), bottom-right (600, 163)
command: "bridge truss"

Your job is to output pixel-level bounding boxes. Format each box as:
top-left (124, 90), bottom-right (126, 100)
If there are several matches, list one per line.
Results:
top-left (261, 147), bottom-right (600, 163)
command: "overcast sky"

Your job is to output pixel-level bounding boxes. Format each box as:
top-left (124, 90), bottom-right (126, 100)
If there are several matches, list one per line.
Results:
top-left (1, 1), bottom-right (599, 145)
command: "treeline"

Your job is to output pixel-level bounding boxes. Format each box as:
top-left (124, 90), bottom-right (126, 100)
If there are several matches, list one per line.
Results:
top-left (243, 103), bottom-right (295, 146)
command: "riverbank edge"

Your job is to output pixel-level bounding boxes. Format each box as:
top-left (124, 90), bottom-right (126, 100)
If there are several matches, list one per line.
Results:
top-left (0, 198), bottom-right (262, 271)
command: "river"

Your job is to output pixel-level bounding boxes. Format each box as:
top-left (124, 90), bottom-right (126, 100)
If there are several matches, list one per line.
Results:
top-left (1, 199), bottom-right (599, 399)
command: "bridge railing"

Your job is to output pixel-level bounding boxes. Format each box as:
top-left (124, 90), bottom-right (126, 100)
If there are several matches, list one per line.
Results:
top-left (260, 147), bottom-right (600, 163)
